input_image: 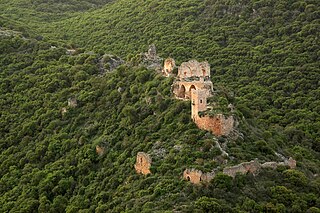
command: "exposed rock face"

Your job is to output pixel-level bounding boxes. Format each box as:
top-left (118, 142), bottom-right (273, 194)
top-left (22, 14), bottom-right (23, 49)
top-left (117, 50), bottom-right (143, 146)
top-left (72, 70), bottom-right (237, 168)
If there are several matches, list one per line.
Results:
top-left (183, 168), bottom-right (215, 184)
top-left (66, 49), bottom-right (77, 55)
top-left (134, 152), bottom-right (152, 175)
top-left (68, 97), bottom-right (77, 108)
top-left (141, 44), bottom-right (163, 71)
top-left (61, 107), bottom-right (67, 116)
top-left (286, 157), bottom-right (296, 169)
top-left (96, 145), bottom-right (105, 156)
top-left (146, 44), bottom-right (157, 60)
top-left (162, 58), bottom-right (176, 77)
top-left (99, 54), bottom-right (124, 73)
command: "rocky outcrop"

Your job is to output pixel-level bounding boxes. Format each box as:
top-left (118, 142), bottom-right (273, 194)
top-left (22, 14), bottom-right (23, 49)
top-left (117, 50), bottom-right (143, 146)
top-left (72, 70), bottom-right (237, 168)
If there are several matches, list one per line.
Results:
top-left (95, 145), bottom-right (105, 156)
top-left (61, 107), bottom-right (67, 116)
top-left (134, 152), bottom-right (152, 175)
top-left (223, 157), bottom-right (296, 178)
top-left (99, 54), bottom-right (124, 73)
top-left (140, 44), bottom-right (163, 71)
top-left (68, 97), bottom-right (77, 108)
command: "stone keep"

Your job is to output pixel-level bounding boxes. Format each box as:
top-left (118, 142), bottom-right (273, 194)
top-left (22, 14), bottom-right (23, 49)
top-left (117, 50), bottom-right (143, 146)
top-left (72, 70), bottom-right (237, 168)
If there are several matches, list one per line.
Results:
top-left (172, 59), bottom-right (234, 136)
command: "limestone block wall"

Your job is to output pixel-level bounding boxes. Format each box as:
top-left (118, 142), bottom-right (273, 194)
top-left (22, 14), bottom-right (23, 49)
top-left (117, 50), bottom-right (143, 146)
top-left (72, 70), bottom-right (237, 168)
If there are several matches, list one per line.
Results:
top-left (178, 60), bottom-right (210, 79)
top-left (184, 157), bottom-right (296, 184)
top-left (134, 152), bottom-right (152, 175)
top-left (223, 160), bottom-right (261, 178)
top-left (183, 168), bottom-right (215, 184)
top-left (194, 114), bottom-right (234, 136)
top-left (162, 58), bottom-right (175, 77)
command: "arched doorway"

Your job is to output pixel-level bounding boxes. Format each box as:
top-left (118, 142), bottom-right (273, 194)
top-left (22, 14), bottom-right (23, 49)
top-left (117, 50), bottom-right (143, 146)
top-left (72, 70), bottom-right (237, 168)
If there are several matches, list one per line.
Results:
top-left (189, 85), bottom-right (196, 91)
top-left (187, 85), bottom-right (196, 99)
top-left (178, 85), bottom-right (186, 98)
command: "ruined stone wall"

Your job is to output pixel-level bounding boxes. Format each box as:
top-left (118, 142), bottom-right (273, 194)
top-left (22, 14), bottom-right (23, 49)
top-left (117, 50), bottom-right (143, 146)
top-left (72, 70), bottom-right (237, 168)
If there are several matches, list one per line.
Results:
top-left (184, 157), bottom-right (296, 184)
top-left (183, 168), bottom-right (215, 184)
top-left (191, 89), bottom-right (208, 119)
top-left (162, 58), bottom-right (175, 76)
top-left (223, 160), bottom-right (261, 178)
top-left (173, 81), bottom-right (213, 100)
top-left (261, 157), bottom-right (296, 169)
top-left (194, 114), bottom-right (234, 136)
top-left (134, 152), bottom-right (152, 175)
top-left (178, 60), bottom-right (210, 79)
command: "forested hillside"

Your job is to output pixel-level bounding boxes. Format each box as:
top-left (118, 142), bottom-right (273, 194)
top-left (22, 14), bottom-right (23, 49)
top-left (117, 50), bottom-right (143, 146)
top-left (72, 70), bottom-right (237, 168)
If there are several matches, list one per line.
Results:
top-left (0, 0), bottom-right (319, 212)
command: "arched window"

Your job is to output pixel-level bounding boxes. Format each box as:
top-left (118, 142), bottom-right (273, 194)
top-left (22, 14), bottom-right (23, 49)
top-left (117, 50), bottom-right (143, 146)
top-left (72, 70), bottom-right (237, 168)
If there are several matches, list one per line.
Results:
top-left (178, 85), bottom-right (186, 98)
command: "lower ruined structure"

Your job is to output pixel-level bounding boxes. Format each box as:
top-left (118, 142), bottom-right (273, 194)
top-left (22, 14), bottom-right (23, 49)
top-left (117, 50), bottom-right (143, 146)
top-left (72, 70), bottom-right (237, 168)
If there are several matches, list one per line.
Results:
top-left (183, 168), bottom-right (215, 184)
top-left (223, 159), bottom-right (261, 178)
top-left (184, 157), bottom-right (296, 184)
top-left (134, 152), bottom-right (152, 175)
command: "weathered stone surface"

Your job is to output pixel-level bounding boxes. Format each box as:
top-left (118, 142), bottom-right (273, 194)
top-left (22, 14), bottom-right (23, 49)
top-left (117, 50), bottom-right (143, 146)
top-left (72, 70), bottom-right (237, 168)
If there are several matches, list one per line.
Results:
top-left (134, 152), bottom-right (152, 175)
top-left (224, 157), bottom-right (297, 178)
top-left (183, 168), bottom-right (215, 184)
top-left (223, 159), bottom-right (261, 178)
top-left (178, 60), bottom-right (210, 79)
top-left (66, 49), bottom-right (77, 55)
top-left (68, 97), bottom-right (77, 108)
top-left (261, 162), bottom-right (278, 169)
top-left (141, 44), bottom-right (163, 71)
top-left (146, 44), bottom-right (157, 60)
top-left (194, 114), bottom-right (235, 136)
top-left (172, 59), bottom-right (236, 136)
top-left (100, 54), bottom-right (124, 73)
top-left (162, 58), bottom-right (176, 77)
top-left (61, 107), bottom-right (67, 115)
top-left (96, 145), bottom-right (105, 156)
top-left (185, 157), bottom-right (297, 184)
top-left (286, 157), bottom-right (296, 169)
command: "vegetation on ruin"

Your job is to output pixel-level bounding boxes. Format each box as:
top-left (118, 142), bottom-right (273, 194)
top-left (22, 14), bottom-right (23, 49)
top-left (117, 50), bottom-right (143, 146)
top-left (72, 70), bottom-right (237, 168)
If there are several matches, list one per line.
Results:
top-left (0, 0), bottom-right (319, 212)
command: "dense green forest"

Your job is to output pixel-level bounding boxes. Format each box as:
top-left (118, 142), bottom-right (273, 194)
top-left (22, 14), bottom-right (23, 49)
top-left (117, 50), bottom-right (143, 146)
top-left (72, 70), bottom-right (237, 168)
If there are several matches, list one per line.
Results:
top-left (0, 0), bottom-right (319, 212)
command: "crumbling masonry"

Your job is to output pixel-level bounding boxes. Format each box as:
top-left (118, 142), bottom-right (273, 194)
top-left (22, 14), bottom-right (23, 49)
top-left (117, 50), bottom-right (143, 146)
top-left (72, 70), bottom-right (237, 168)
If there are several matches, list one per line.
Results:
top-left (171, 59), bottom-right (234, 136)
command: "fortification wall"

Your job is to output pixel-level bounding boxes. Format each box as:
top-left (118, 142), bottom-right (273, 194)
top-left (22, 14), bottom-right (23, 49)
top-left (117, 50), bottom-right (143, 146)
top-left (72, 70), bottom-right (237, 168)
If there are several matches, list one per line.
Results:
top-left (184, 157), bottom-right (296, 184)
top-left (194, 114), bottom-right (234, 136)
top-left (183, 168), bottom-right (215, 184)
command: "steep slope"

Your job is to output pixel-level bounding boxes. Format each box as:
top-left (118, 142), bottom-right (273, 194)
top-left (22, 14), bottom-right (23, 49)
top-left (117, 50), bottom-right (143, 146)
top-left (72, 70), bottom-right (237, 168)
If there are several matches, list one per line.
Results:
top-left (1, 0), bottom-right (320, 212)
top-left (43, 0), bottom-right (319, 148)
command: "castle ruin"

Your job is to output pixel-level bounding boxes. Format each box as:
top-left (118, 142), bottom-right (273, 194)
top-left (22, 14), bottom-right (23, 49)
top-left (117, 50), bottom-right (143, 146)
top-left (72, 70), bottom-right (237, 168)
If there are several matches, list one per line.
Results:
top-left (171, 59), bottom-right (234, 136)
